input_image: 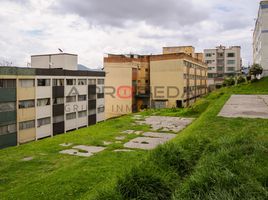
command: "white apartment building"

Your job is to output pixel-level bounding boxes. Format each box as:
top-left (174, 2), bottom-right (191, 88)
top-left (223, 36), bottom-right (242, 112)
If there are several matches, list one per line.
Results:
top-left (253, 0), bottom-right (268, 76)
top-left (204, 46), bottom-right (241, 86)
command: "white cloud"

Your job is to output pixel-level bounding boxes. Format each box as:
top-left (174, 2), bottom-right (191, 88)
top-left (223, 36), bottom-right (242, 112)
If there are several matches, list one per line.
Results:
top-left (0, 0), bottom-right (260, 68)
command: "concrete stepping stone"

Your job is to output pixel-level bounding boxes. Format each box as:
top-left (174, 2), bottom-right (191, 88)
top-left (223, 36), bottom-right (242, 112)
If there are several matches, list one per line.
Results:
top-left (103, 141), bottom-right (112, 145)
top-left (60, 149), bottom-right (93, 157)
top-left (113, 149), bottom-right (134, 152)
top-left (115, 136), bottom-right (126, 140)
top-left (21, 157), bottom-right (34, 161)
top-left (121, 130), bottom-right (135, 134)
top-left (134, 131), bottom-right (143, 135)
top-left (136, 116), bottom-right (193, 132)
top-left (59, 143), bottom-right (73, 147)
top-left (73, 145), bottom-right (106, 153)
top-left (142, 132), bottom-right (176, 140)
top-left (124, 137), bottom-right (166, 150)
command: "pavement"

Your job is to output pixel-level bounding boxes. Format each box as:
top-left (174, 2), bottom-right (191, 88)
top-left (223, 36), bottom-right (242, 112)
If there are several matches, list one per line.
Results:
top-left (218, 95), bottom-right (268, 119)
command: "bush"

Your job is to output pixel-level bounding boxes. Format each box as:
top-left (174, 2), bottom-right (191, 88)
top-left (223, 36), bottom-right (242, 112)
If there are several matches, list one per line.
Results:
top-left (237, 76), bottom-right (246, 84)
top-left (223, 77), bottom-right (235, 87)
top-left (116, 164), bottom-right (177, 200)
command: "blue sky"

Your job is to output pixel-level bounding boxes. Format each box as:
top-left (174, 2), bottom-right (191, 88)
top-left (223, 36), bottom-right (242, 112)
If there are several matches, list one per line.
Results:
top-left (0, 0), bottom-right (260, 68)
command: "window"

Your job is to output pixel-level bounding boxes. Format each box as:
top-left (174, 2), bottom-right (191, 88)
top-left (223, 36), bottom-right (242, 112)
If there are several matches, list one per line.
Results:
top-left (66, 79), bottom-right (76, 85)
top-left (53, 79), bottom-right (64, 86)
top-left (66, 112), bottom-right (76, 120)
top-left (88, 109), bottom-right (96, 115)
top-left (19, 79), bottom-right (35, 88)
top-left (88, 94), bottom-right (96, 100)
top-left (97, 106), bottom-right (105, 113)
top-left (19, 120), bottom-right (35, 130)
top-left (0, 79), bottom-right (16, 88)
top-left (227, 53), bottom-right (235, 57)
top-left (37, 117), bottom-right (51, 127)
top-left (19, 100), bottom-right (35, 109)
top-left (78, 79), bottom-right (87, 85)
top-left (38, 79), bottom-right (50, 86)
top-left (97, 79), bottom-right (104, 85)
top-left (227, 67), bottom-right (235, 71)
top-left (217, 66), bottom-right (224, 71)
top-left (66, 96), bottom-right (76, 103)
top-left (227, 60), bottom-right (235, 65)
top-left (88, 79), bottom-right (96, 85)
top-left (53, 115), bottom-right (64, 123)
top-left (53, 97), bottom-right (64, 105)
top-left (97, 93), bottom-right (104, 99)
top-left (0, 102), bottom-right (16, 112)
top-left (205, 53), bottom-right (212, 57)
top-left (78, 110), bottom-right (87, 118)
top-left (0, 124), bottom-right (16, 136)
top-left (37, 98), bottom-right (50, 107)
top-left (208, 73), bottom-right (214, 78)
top-left (78, 95), bottom-right (87, 101)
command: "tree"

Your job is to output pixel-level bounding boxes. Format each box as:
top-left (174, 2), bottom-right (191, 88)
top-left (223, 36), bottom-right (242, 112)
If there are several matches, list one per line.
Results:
top-left (250, 63), bottom-right (263, 79)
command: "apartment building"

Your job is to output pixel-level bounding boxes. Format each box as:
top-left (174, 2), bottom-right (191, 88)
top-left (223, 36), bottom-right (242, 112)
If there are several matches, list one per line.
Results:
top-left (0, 53), bottom-right (105, 149)
top-left (163, 46), bottom-right (204, 62)
top-left (104, 47), bottom-right (207, 119)
top-left (253, 0), bottom-right (268, 76)
top-left (204, 46), bottom-right (241, 86)
top-left (104, 54), bottom-right (150, 119)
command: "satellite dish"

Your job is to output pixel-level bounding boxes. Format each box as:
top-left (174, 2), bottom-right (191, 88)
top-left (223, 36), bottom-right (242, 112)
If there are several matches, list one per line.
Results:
top-left (58, 48), bottom-right (64, 53)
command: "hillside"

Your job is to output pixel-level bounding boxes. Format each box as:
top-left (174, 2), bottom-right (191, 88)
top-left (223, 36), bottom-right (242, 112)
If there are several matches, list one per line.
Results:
top-left (0, 78), bottom-right (268, 200)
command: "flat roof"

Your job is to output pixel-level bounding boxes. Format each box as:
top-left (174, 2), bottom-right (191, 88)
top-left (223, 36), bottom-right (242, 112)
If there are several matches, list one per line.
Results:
top-left (31, 53), bottom-right (78, 57)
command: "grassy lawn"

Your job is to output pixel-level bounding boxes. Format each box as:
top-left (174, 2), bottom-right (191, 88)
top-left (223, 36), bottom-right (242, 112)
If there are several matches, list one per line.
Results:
top-left (0, 78), bottom-right (268, 200)
top-left (93, 78), bottom-right (268, 200)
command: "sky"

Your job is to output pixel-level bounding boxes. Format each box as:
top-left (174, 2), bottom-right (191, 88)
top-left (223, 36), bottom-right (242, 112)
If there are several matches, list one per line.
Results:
top-left (0, 0), bottom-right (260, 68)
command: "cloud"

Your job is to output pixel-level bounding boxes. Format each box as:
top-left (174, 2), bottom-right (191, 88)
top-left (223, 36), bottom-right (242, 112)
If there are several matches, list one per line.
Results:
top-left (52, 0), bottom-right (209, 29)
top-left (0, 0), bottom-right (261, 68)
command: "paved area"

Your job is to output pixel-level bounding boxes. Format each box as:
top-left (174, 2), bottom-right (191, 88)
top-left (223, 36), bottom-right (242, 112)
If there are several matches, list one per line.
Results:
top-left (124, 132), bottom-right (176, 150)
top-left (136, 116), bottom-right (193, 132)
top-left (218, 95), bottom-right (268, 119)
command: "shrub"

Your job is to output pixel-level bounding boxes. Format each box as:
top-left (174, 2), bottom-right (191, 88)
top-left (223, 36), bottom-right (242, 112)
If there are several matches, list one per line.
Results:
top-left (237, 76), bottom-right (246, 84)
top-left (116, 164), bottom-right (177, 200)
top-left (223, 77), bottom-right (235, 87)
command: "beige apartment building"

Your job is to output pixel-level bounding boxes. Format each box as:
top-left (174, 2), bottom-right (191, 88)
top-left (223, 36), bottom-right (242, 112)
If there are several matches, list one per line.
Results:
top-left (204, 46), bottom-right (242, 86)
top-left (104, 47), bottom-right (207, 119)
top-left (253, 0), bottom-right (268, 76)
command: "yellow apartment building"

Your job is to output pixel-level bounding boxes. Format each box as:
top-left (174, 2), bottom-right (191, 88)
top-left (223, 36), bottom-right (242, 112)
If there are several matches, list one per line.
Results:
top-left (104, 46), bottom-right (207, 119)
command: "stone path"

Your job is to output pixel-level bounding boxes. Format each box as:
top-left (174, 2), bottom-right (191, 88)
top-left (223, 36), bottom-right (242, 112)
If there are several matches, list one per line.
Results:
top-left (136, 116), bottom-right (193, 132)
top-left (218, 95), bottom-right (268, 119)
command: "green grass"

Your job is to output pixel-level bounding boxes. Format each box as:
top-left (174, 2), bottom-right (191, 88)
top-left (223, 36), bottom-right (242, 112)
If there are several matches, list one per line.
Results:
top-left (93, 78), bottom-right (268, 200)
top-left (0, 78), bottom-right (268, 200)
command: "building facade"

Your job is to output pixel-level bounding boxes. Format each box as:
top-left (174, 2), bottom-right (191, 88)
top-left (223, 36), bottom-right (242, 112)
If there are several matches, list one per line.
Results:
top-left (0, 54), bottom-right (105, 149)
top-left (104, 47), bottom-right (207, 119)
top-left (204, 46), bottom-right (241, 86)
top-left (253, 0), bottom-right (268, 76)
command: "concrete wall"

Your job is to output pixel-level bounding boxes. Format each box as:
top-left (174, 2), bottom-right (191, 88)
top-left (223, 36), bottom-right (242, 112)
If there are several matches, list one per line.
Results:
top-left (104, 62), bottom-right (133, 119)
top-left (150, 59), bottom-right (184, 107)
top-left (31, 54), bottom-right (78, 70)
